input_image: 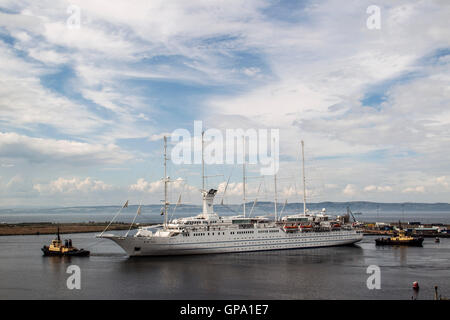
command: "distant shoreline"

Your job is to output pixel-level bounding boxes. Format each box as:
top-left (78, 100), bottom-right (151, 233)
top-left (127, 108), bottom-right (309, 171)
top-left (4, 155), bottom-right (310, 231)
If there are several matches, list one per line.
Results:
top-left (0, 222), bottom-right (155, 236)
top-left (2, 201), bottom-right (450, 211)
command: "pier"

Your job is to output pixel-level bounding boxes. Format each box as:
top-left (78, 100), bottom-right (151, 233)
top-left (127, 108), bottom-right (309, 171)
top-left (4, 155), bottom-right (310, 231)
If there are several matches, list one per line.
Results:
top-left (361, 222), bottom-right (450, 238)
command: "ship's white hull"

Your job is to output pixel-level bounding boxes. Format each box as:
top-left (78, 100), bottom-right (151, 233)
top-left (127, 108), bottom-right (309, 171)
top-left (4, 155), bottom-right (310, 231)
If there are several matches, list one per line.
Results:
top-left (103, 230), bottom-right (363, 257)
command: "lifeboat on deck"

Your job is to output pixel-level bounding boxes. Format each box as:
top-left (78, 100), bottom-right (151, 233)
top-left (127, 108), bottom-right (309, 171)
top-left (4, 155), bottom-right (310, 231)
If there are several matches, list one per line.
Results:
top-left (283, 224), bottom-right (298, 232)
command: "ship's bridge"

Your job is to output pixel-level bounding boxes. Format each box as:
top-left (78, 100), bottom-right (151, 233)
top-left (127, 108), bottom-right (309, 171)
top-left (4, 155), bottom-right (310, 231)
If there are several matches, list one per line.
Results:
top-left (174, 214), bottom-right (221, 225)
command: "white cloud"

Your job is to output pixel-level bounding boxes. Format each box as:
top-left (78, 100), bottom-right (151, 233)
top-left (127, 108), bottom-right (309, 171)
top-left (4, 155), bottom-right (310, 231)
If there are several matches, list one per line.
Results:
top-left (149, 133), bottom-right (172, 142)
top-left (364, 185), bottom-right (377, 192)
top-left (0, 132), bottom-right (132, 164)
top-left (402, 186), bottom-right (425, 194)
top-left (436, 176), bottom-right (449, 188)
top-left (129, 178), bottom-right (161, 193)
top-left (204, 0), bottom-right (450, 167)
top-left (342, 184), bottom-right (357, 196)
top-left (0, 11), bottom-right (43, 34)
top-left (43, 22), bottom-right (139, 60)
top-left (129, 177), bottom-right (198, 194)
top-left (364, 185), bottom-right (393, 192)
top-left (242, 67), bottom-right (261, 77)
top-left (0, 41), bottom-right (104, 135)
top-left (217, 181), bottom-right (259, 198)
top-left (33, 177), bottom-right (113, 194)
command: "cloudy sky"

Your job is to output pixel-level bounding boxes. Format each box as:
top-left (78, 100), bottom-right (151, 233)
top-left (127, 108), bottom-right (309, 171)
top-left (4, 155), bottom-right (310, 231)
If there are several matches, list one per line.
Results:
top-left (0, 0), bottom-right (449, 207)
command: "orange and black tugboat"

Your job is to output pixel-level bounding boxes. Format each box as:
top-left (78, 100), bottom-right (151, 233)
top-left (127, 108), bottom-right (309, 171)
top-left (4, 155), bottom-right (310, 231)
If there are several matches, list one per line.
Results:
top-left (375, 230), bottom-right (424, 247)
top-left (41, 228), bottom-right (90, 257)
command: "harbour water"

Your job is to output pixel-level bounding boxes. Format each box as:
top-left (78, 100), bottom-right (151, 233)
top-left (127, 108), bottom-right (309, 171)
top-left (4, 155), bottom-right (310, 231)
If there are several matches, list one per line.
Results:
top-left (1, 205), bottom-right (449, 224)
top-left (1, 231), bottom-right (449, 300)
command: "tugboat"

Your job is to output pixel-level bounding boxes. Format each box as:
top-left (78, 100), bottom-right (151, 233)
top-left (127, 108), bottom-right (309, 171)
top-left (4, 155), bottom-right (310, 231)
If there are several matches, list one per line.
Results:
top-left (41, 228), bottom-right (90, 256)
top-left (375, 230), bottom-right (424, 247)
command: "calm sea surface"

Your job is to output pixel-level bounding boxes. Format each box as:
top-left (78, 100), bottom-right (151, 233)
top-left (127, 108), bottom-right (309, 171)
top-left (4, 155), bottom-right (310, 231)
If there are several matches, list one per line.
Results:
top-left (1, 232), bottom-right (449, 300)
top-left (1, 206), bottom-right (449, 224)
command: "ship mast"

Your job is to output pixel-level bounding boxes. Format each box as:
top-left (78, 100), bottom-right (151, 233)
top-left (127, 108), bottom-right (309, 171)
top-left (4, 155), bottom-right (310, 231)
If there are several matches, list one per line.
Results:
top-left (274, 174), bottom-right (278, 221)
top-left (202, 131), bottom-right (205, 192)
top-left (301, 140), bottom-right (306, 215)
top-left (200, 131), bottom-right (207, 216)
top-left (163, 136), bottom-right (169, 229)
top-left (242, 136), bottom-right (246, 218)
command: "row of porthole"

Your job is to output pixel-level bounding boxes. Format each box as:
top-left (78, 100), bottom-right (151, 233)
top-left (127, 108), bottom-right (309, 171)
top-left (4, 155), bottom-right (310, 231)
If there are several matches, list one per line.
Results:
top-left (172, 234), bottom-right (351, 243)
top-left (200, 239), bottom-right (344, 247)
top-left (169, 234), bottom-right (353, 244)
top-left (181, 232), bottom-right (228, 237)
top-left (231, 243), bottom-right (330, 250)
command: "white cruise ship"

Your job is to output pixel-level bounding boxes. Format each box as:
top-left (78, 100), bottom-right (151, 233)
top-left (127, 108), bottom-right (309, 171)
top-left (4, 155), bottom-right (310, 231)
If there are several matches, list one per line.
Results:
top-left (99, 136), bottom-right (363, 256)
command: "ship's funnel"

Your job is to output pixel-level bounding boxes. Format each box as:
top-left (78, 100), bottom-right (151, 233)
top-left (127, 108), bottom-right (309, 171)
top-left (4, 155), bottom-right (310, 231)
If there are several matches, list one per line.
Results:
top-left (202, 189), bottom-right (217, 215)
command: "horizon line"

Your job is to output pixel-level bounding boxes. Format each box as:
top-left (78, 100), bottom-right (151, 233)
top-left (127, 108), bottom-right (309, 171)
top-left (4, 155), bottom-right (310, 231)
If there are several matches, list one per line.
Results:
top-left (2, 200), bottom-right (450, 210)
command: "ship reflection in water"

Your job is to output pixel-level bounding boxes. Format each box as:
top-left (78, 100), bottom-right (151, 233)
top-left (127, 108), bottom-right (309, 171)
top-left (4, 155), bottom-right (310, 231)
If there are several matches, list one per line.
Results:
top-left (1, 232), bottom-right (449, 300)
